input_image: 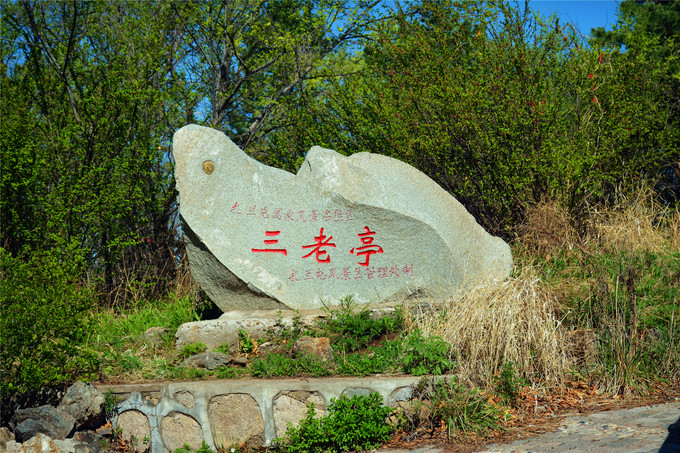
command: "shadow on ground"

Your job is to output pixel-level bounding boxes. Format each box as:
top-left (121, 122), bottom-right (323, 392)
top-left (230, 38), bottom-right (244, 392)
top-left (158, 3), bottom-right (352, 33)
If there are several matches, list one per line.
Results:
top-left (660, 416), bottom-right (680, 453)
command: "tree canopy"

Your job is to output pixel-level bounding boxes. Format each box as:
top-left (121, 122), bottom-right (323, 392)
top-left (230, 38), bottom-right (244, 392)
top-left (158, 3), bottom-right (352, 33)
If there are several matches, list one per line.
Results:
top-left (2, 0), bottom-right (677, 298)
top-left (1, 0), bottom-right (678, 396)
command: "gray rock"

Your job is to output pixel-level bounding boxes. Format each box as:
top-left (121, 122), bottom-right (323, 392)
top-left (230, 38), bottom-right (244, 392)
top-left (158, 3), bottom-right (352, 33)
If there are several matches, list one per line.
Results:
top-left (175, 309), bottom-right (320, 350)
top-left (181, 351), bottom-right (231, 370)
top-left (72, 431), bottom-right (105, 453)
top-left (57, 382), bottom-right (105, 430)
top-left (0, 426), bottom-right (15, 449)
top-left (291, 336), bottom-right (334, 362)
top-left (11, 405), bottom-right (75, 442)
top-left (115, 410), bottom-right (150, 453)
top-left (208, 394), bottom-right (264, 449)
top-left (173, 124), bottom-right (512, 312)
top-left (17, 433), bottom-right (67, 453)
top-left (5, 439), bottom-right (21, 453)
top-left (141, 326), bottom-right (170, 346)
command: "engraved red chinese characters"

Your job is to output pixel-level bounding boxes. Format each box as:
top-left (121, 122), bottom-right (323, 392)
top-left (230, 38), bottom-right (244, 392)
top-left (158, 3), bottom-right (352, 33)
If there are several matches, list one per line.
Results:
top-left (252, 231), bottom-right (287, 255)
top-left (350, 226), bottom-right (383, 266)
top-left (301, 227), bottom-right (336, 263)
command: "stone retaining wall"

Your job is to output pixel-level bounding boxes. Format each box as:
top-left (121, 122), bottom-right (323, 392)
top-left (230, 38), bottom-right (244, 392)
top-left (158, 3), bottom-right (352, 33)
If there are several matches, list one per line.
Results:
top-left (97, 376), bottom-right (422, 453)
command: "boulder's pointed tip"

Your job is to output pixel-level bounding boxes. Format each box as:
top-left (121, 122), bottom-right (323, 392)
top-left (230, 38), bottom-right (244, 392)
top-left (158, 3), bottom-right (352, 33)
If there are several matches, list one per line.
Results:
top-left (174, 124), bottom-right (215, 142)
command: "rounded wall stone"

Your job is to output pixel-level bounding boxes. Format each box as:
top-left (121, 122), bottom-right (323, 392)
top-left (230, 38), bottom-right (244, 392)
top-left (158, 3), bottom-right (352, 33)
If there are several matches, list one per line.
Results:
top-left (388, 386), bottom-right (413, 406)
top-left (273, 391), bottom-right (326, 439)
top-left (209, 394), bottom-right (264, 448)
top-left (116, 410), bottom-right (151, 453)
top-left (161, 412), bottom-right (204, 452)
top-left (341, 387), bottom-right (373, 399)
top-left (174, 391), bottom-right (196, 409)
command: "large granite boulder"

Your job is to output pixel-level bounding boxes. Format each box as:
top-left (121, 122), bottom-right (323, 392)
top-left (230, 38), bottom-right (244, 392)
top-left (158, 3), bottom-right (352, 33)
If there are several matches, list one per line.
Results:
top-left (57, 381), bottom-right (105, 430)
top-left (10, 406), bottom-right (75, 442)
top-left (173, 125), bottom-right (512, 312)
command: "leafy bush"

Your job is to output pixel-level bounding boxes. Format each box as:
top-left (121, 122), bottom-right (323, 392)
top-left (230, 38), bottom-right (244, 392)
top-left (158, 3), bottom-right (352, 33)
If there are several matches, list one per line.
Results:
top-left (408, 378), bottom-right (506, 440)
top-left (277, 392), bottom-right (392, 453)
top-left (265, 310), bottom-right (312, 347)
top-left (214, 343), bottom-right (230, 355)
top-left (321, 296), bottom-right (403, 353)
top-left (401, 329), bottom-right (455, 376)
top-left (0, 248), bottom-right (97, 395)
top-left (273, 0), bottom-right (678, 236)
top-left (335, 330), bottom-right (454, 376)
top-left (335, 340), bottom-right (403, 376)
top-left (238, 329), bottom-right (255, 354)
top-left (179, 343), bottom-right (207, 360)
top-left (250, 353), bottom-right (331, 378)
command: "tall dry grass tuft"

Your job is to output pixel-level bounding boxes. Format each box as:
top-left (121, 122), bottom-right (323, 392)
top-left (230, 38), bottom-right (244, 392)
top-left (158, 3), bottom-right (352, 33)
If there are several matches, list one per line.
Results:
top-left (516, 200), bottom-right (580, 259)
top-left (668, 207), bottom-right (680, 252)
top-left (173, 253), bottom-right (201, 301)
top-left (584, 185), bottom-right (670, 254)
top-left (407, 268), bottom-right (571, 390)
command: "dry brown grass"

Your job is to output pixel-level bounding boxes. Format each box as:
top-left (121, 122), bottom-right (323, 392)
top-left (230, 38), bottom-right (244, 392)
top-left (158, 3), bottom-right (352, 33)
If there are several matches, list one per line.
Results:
top-left (516, 200), bottom-right (580, 259)
top-left (584, 185), bottom-right (673, 254)
top-left (517, 185), bottom-right (677, 258)
top-left (406, 267), bottom-right (572, 391)
top-left (668, 208), bottom-right (680, 252)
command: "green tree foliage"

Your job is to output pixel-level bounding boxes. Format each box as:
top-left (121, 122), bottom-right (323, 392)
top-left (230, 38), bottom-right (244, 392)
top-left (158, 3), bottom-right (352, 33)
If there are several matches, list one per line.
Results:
top-left (173, 0), bottom-right (378, 154)
top-left (0, 248), bottom-right (97, 395)
top-left (277, 393), bottom-right (392, 453)
top-left (273, 0), bottom-right (678, 235)
top-left (0, 0), bottom-right (382, 395)
top-left (1, 0), bottom-right (382, 304)
top-left (592, 0), bottom-right (680, 203)
top-left (1, 0), bottom-right (185, 303)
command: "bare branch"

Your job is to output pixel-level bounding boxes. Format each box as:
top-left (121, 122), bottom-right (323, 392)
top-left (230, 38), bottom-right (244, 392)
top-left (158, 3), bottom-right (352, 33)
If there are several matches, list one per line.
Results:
top-left (21, 0), bottom-right (81, 123)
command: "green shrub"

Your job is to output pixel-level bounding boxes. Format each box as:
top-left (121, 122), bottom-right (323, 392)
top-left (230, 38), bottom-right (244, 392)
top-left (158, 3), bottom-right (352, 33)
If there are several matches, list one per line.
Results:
top-left (335, 330), bottom-right (454, 376)
top-left (335, 340), bottom-right (403, 376)
top-left (214, 343), bottom-right (230, 355)
top-left (238, 329), bottom-right (255, 354)
top-left (0, 248), bottom-right (97, 395)
top-left (250, 353), bottom-right (331, 378)
top-left (277, 392), bottom-right (392, 453)
top-left (179, 342), bottom-right (207, 360)
top-left (321, 296), bottom-right (404, 353)
top-left (414, 378), bottom-right (506, 439)
top-left (265, 310), bottom-right (311, 348)
top-left (494, 362), bottom-right (529, 408)
top-left (401, 329), bottom-right (455, 376)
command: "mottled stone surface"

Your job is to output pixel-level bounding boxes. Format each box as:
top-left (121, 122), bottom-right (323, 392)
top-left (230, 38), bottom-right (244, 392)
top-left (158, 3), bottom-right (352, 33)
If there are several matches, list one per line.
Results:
top-left (209, 394), bottom-right (264, 448)
top-left (72, 431), bottom-right (106, 453)
top-left (388, 386), bottom-right (414, 406)
top-left (291, 336), bottom-right (333, 362)
top-left (0, 426), bottom-right (15, 449)
top-left (17, 433), bottom-right (65, 453)
top-left (273, 391), bottom-right (326, 439)
top-left (115, 410), bottom-right (150, 452)
top-left (161, 413), bottom-right (203, 452)
top-left (11, 405), bottom-right (75, 442)
top-left (173, 391), bottom-right (195, 409)
top-left (173, 124), bottom-right (512, 312)
top-left (181, 351), bottom-right (231, 370)
top-left (175, 309), bottom-right (321, 350)
top-left (57, 381), bottom-right (104, 430)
